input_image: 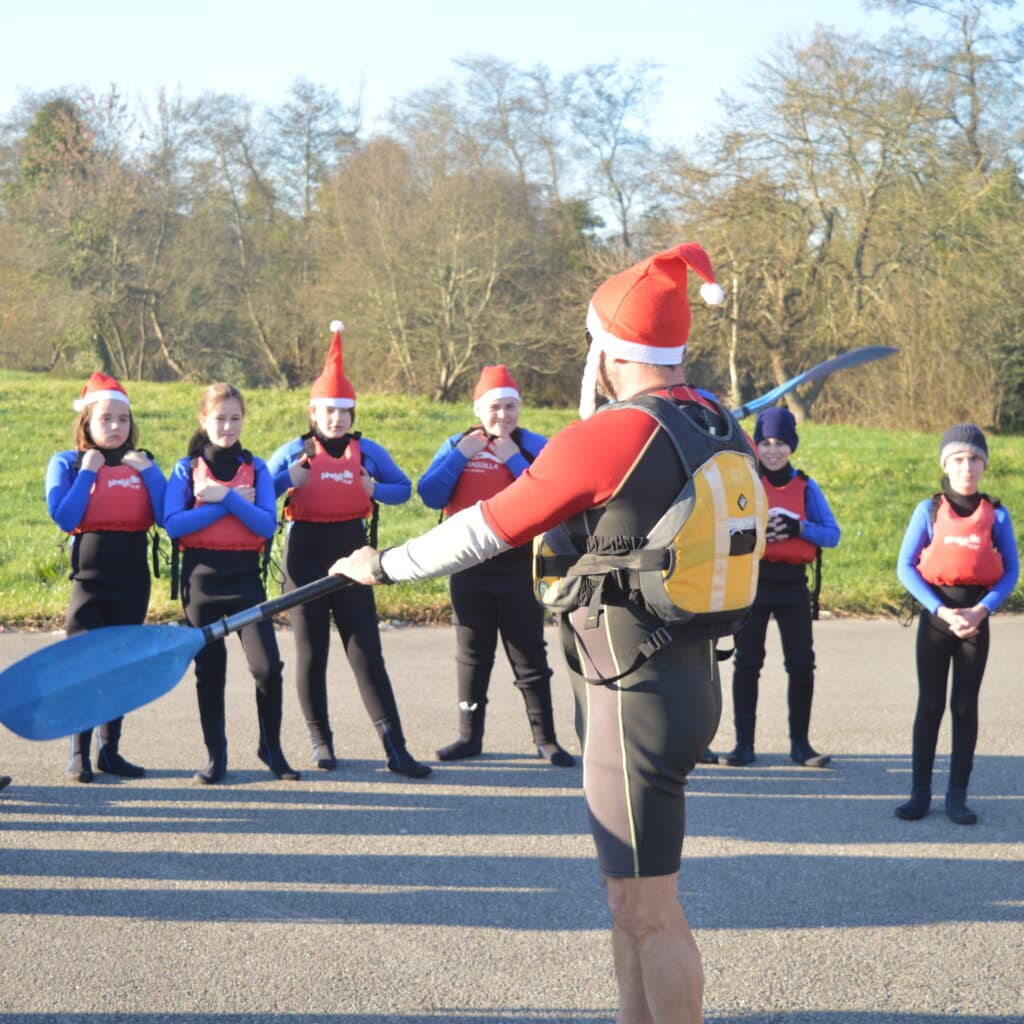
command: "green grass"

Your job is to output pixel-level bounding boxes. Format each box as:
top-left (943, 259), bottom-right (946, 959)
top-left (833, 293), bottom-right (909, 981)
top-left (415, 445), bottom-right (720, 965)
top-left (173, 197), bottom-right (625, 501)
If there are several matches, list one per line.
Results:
top-left (3, 368), bottom-right (1021, 627)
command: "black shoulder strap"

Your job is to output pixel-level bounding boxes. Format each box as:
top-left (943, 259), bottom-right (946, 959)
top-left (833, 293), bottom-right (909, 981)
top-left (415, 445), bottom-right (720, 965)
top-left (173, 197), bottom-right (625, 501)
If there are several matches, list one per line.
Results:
top-left (810, 548), bottom-right (823, 621)
top-left (510, 427), bottom-right (537, 465)
top-left (928, 493), bottom-right (942, 525)
top-left (170, 455), bottom-right (200, 600)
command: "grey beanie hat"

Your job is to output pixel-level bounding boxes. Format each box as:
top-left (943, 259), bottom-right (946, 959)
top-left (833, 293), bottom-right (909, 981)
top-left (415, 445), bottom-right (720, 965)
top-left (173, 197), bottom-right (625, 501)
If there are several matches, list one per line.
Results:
top-left (939, 423), bottom-right (988, 468)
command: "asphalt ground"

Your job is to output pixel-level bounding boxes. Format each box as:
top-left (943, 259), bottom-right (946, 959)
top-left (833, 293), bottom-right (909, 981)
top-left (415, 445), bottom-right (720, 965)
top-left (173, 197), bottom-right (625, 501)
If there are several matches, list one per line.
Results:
top-left (0, 615), bottom-right (1022, 1024)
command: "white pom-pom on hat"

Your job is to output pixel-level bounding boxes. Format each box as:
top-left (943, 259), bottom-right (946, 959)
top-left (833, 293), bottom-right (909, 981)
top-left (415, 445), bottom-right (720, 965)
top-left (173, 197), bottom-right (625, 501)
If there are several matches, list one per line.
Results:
top-left (330, 320), bottom-right (344, 333)
top-left (700, 282), bottom-right (725, 306)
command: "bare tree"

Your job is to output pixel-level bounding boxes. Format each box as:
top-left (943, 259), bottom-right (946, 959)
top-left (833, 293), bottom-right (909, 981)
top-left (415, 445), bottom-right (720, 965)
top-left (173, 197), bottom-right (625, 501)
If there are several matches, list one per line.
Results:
top-left (565, 61), bottom-right (661, 257)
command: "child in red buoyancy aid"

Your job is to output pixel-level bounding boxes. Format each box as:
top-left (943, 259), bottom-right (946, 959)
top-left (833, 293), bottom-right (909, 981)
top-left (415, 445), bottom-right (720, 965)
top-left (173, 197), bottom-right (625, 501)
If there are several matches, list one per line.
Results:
top-left (267, 322), bottom-right (430, 778)
top-left (417, 365), bottom-right (574, 767)
top-left (164, 382), bottom-right (300, 785)
top-left (719, 406), bottom-right (840, 769)
top-left (45, 373), bottom-right (167, 782)
top-left (895, 423), bottom-right (1018, 825)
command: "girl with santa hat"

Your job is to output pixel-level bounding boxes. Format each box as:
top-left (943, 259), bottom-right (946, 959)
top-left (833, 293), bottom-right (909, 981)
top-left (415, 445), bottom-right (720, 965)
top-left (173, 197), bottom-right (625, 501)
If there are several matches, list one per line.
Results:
top-left (267, 322), bottom-right (430, 778)
top-left (164, 382), bottom-right (300, 785)
top-left (417, 365), bottom-right (575, 767)
top-left (46, 372), bottom-right (167, 782)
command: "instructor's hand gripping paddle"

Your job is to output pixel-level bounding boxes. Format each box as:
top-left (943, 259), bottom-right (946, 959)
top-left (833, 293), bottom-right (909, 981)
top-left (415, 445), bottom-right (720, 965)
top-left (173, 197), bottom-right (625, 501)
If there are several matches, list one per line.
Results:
top-left (0, 573), bottom-right (353, 741)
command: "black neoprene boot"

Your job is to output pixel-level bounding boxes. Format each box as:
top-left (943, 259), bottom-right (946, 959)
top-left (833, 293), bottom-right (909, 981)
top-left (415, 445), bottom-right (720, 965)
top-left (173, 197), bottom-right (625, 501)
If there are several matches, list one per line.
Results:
top-left (537, 743), bottom-right (576, 767)
top-left (66, 731), bottom-right (94, 783)
top-left (97, 746), bottom-right (146, 778)
top-left (895, 786), bottom-right (931, 820)
top-left (790, 739), bottom-right (831, 768)
top-left (97, 717), bottom-right (145, 778)
top-left (378, 721), bottom-right (432, 779)
top-left (310, 739), bottom-right (337, 770)
top-left (436, 701), bottom-right (485, 761)
top-left (945, 787), bottom-right (977, 825)
top-left (255, 690), bottom-right (300, 781)
top-left (719, 742), bottom-right (755, 767)
top-left (195, 743), bottom-right (228, 785)
top-left (257, 741), bottom-right (301, 781)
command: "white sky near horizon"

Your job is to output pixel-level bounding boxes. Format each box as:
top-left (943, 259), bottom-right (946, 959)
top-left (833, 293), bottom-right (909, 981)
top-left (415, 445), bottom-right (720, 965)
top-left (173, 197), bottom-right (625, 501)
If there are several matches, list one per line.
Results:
top-left (0, 0), bottom-right (914, 148)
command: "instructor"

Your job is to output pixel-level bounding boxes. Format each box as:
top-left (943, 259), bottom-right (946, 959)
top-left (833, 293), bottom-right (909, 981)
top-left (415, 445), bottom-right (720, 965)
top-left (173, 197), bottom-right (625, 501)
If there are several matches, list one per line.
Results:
top-left (331, 243), bottom-right (758, 1024)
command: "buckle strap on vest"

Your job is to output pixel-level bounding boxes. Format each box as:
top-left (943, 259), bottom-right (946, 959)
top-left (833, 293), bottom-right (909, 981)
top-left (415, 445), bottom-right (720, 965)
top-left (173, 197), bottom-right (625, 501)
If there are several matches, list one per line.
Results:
top-left (539, 548), bottom-right (671, 580)
top-left (638, 625), bottom-right (674, 659)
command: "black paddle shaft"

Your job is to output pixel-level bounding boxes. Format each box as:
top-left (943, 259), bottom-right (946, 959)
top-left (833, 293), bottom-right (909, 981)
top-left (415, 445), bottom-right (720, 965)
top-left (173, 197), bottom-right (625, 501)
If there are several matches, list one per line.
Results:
top-left (203, 573), bottom-right (354, 643)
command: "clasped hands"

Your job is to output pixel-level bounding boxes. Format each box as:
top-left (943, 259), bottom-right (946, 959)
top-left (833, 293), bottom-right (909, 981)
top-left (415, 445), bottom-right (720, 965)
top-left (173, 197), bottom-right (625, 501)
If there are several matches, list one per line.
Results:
top-left (936, 604), bottom-right (988, 639)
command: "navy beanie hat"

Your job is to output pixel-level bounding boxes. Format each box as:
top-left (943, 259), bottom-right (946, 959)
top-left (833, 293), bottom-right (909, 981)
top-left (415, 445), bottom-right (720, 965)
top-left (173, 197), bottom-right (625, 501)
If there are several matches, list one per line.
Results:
top-left (754, 407), bottom-right (798, 452)
top-left (939, 423), bottom-right (988, 468)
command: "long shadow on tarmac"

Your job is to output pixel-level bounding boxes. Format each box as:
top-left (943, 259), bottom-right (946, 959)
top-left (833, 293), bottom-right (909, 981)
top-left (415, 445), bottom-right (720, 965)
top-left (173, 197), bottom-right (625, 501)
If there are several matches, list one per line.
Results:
top-left (1, 751), bottom-right (1021, 933)
top-left (4, 753), bottom-right (1021, 846)
top-left (1, 846), bottom-right (1019, 931)
top-left (688, 751), bottom-right (1024, 845)
top-left (1, 1012), bottom-right (1022, 1023)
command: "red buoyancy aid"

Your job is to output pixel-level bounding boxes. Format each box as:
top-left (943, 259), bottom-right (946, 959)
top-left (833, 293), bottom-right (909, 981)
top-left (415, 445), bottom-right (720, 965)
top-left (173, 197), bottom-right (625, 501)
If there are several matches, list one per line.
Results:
top-left (917, 496), bottom-right (1004, 587)
top-left (285, 437), bottom-right (373, 523)
top-left (72, 463), bottom-right (155, 533)
top-left (445, 439), bottom-right (516, 517)
top-left (762, 473), bottom-right (818, 565)
top-left (178, 458), bottom-right (265, 551)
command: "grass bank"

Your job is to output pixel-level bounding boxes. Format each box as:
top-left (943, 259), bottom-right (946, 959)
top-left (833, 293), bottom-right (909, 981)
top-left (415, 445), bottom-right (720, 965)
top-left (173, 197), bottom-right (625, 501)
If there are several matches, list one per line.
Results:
top-left (3, 369), bottom-right (1021, 627)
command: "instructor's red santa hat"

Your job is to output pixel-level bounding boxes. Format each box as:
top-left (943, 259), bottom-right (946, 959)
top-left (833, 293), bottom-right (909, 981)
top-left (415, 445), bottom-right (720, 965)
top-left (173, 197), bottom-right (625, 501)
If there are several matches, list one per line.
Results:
top-left (580, 242), bottom-right (724, 418)
top-left (472, 364), bottom-right (520, 414)
top-left (310, 320), bottom-right (356, 409)
top-left (73, 372), bottom-right (130, 411)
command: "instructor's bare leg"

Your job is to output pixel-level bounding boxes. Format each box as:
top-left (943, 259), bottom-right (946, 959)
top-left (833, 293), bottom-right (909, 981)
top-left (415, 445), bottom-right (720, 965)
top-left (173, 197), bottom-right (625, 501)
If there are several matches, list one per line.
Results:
top-left (606, 873), bottom-right (703, 1024)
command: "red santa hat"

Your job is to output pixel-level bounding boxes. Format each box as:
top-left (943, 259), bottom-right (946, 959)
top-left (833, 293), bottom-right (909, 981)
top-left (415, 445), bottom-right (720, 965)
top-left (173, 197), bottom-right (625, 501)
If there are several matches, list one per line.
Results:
top-left (309, 320), bottom-right (356, 409)
top-left (73, 372), bottom-right (130, 412)
top-left (472, 365), bottom-right (520, 412)
top-left (580, 242), bottom-right (725, 418)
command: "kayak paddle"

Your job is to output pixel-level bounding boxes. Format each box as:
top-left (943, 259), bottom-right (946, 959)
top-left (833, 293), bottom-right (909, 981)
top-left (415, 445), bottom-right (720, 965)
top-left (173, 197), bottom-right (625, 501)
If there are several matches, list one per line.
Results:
top-left (0, 573), bottom-right (353, 741)
top-left (732, 345), bottom-right (898, 420)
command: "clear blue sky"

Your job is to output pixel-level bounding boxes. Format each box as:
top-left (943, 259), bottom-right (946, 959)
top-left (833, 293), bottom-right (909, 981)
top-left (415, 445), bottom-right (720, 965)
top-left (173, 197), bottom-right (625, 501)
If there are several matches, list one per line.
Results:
top-left (1, 0), bottom-right (909, 147)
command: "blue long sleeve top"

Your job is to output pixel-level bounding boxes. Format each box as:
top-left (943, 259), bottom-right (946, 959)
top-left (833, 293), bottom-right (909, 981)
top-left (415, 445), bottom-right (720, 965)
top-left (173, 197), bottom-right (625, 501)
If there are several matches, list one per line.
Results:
top-left (46, 450), bottom-right (167, 532)
top-left (896, 498), bottom-right (1019, 615)
top-left (266, 435), bottom-right (411, 507)
top-left (163, 452), bottom-right (278, 540)
top-left (417, 427), bottom-right (548, 509)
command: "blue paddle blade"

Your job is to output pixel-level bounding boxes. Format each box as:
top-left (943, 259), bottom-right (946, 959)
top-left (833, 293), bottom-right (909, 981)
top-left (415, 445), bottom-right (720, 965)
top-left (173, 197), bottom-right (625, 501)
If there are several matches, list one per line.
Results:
top-left (733, 346), bottom-right (898, 419)
top-left (0, 623), bottom-right (207, 741)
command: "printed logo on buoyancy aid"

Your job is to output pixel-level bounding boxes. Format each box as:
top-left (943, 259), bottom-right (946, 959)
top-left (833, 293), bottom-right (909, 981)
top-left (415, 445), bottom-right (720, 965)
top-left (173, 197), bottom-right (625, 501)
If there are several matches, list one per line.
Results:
top-left (73, 463), bottom-right (154, 533)
top-left (918, 496), bottom-right (1004, 587)
top-left (178, 456), bottom-right (265, 551)
top-left (444, 436), bottom-right (517, 517)
top-left (533, 393), bottom-right (768, 648)
top-left (762, 472), bottom-right (818, 565)
top-left (285, 436), bottom-right (373, 523)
